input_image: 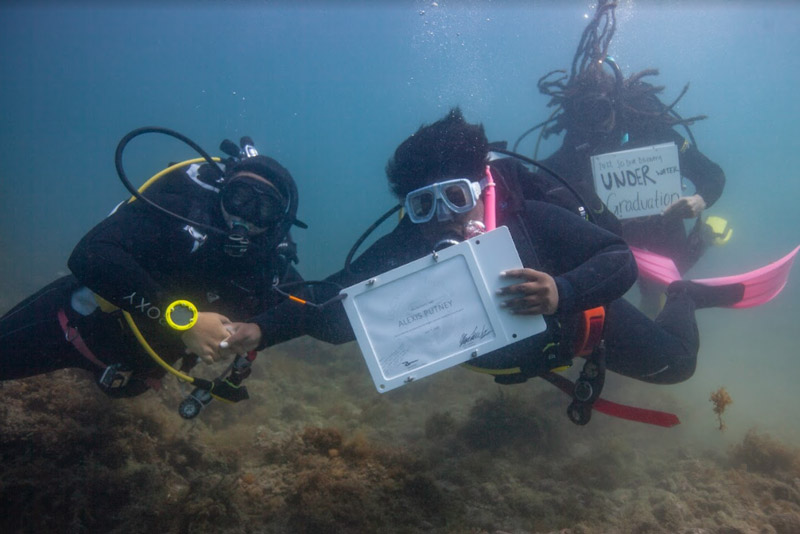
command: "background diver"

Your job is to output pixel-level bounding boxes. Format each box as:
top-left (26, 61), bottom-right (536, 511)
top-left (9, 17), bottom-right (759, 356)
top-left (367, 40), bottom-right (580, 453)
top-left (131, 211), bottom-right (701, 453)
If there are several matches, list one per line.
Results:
top-left (522, 0), bottom-right (729, 314)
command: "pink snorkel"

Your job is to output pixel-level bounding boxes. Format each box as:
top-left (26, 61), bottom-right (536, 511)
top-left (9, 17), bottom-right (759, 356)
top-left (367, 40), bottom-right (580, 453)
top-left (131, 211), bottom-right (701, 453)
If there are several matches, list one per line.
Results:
top-left (483, 165), bottom-right (497, 231)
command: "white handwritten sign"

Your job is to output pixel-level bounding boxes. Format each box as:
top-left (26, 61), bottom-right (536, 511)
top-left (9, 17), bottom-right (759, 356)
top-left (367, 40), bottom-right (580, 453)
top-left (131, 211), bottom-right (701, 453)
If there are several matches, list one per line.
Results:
top-left (590, 143), bottom-right (682, 220)
top-left (340, 226), bottom-right (546, 393)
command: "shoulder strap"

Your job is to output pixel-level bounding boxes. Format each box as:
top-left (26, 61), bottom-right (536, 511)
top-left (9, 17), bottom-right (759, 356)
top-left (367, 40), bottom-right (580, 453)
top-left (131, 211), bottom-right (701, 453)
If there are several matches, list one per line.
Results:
top-left (504, 203), bottom-right (541, 271)
top-left (489, 161), bottom-right (541, 270)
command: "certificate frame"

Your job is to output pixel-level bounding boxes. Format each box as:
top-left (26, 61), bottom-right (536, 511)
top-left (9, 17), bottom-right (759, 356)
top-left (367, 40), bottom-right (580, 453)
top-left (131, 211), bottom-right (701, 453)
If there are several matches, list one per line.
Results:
top-left (340, 226), bottom-right (547, 392)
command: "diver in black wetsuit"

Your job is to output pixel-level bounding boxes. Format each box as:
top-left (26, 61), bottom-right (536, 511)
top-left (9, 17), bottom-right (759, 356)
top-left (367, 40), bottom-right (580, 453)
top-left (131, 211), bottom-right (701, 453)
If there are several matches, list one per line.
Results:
top-left (223, 109), bottom-right (744, 402)
top-left (0, 135), bottom-right (305, 398)
top-left (536, 61), bottom-right (726, 273)
top-left (529, 1), bottom-right (727, 314)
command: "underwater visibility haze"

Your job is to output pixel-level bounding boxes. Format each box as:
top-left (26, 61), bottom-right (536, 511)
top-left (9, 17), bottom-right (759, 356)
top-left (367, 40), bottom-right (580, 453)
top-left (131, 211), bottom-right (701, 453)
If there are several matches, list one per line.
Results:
top-left (1, 1), bottom-right (799, 533)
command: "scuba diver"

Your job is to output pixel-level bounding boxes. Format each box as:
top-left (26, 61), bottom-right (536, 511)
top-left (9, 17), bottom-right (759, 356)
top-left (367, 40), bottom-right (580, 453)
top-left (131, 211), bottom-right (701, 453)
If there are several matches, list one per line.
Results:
top-left (220, 108), bottom-right (768, 427)
top-left (522, 0), bottom-right (729, 314)
top-left (0, 127), bottom-right (306, 416)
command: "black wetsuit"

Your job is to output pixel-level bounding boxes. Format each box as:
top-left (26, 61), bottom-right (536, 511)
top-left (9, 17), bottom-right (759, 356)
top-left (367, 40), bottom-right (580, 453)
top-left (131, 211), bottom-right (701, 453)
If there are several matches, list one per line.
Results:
top-left (541, 127), bottom-right (725, 273)
top-left (253, 158), bottom-right (704, 385)
top-left (0, 162), bottom-right (301, 396)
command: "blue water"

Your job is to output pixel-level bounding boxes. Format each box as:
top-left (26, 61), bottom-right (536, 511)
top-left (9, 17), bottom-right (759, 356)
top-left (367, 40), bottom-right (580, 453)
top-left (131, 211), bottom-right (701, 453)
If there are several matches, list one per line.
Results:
top-left (1, 2), bottom-right (799, 440)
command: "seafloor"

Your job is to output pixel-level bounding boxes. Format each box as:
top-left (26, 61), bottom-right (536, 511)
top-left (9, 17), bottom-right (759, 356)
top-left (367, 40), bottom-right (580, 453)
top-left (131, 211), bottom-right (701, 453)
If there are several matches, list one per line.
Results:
top-left (2, 335), bottom-right (799, 534)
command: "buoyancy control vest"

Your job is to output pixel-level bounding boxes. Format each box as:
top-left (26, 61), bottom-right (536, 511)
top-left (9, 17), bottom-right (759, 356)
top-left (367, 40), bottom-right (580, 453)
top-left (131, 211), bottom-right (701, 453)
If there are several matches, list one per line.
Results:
top-left (459, 155), bottom-right (614, 425)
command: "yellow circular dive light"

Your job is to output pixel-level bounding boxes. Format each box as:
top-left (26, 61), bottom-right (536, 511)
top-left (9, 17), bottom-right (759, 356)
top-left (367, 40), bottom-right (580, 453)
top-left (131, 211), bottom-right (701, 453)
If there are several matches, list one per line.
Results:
top-left (165, 300), bottom-right (199, 331)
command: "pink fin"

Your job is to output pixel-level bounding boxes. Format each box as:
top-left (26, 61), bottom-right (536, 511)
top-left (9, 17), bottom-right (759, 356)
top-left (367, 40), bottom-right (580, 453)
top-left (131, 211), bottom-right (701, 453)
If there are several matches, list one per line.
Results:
top-left (631, 246), bottom-right (681, 285)
top-left (632, 245), bottom-right (800, 309)
top-left (693, 245), bottom-right (800, 308)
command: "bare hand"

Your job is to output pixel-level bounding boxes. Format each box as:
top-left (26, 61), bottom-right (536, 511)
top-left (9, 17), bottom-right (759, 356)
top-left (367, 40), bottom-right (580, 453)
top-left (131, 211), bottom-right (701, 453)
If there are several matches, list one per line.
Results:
top-left (662, 194), bottom-right (706, 219)
top-left (218, 322), bottom-right (262, 359)
top-left (181, 312), bottom-right (232, 365)
top-left (497, 268), bottom-right (559, 315)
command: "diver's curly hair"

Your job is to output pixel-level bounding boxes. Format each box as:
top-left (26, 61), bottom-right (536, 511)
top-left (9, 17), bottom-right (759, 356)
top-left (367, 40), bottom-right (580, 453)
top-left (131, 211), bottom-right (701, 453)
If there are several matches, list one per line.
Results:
top-left (386, 107), bottom-right (488, 200)
top-left (535, 0), bottom-right (706, 144)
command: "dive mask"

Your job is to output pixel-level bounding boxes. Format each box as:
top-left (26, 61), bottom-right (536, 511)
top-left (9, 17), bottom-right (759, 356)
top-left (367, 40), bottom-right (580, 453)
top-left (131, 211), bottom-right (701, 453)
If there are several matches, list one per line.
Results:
top-left (404, 178), bottom-right (485, 224)
top-left (221, 173), bottom-right (287, 229)
top-left (570, 93), bottom-right (617, 134)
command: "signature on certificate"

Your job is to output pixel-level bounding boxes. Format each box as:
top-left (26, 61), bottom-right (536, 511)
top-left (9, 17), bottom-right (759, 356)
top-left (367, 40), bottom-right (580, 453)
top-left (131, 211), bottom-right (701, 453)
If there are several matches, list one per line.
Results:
top-left (459, 325), bottom-right (493, 347)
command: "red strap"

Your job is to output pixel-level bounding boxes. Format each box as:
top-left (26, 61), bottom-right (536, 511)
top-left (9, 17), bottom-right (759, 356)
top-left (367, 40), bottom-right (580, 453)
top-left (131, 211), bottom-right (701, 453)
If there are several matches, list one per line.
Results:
top-left (593, 398), bottom-right (681, 427)
top-left (57, 308), bottom-right (108, 369)
top-left (541, 371), bottom-right (680, 428)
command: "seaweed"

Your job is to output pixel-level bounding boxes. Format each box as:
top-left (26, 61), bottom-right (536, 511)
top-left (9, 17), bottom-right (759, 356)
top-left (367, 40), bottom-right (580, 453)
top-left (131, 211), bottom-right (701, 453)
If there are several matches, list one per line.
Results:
top-left (4, 350), bottom-right (800, 533)
top-left (457, 390), bottom-right (545, 451)
top-left (729, 429), bottom-right (800, 477)
top-left (710, 386), bottom-right (733, 431)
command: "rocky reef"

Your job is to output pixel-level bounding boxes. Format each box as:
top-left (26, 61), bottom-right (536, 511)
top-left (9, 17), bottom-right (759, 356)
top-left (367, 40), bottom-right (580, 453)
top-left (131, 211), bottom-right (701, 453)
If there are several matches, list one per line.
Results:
top-left (2, 337), bottom-right (800, 533)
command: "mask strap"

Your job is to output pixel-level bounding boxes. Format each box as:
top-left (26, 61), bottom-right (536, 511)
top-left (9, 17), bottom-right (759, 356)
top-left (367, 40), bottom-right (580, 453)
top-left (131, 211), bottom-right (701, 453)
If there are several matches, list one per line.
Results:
top-left (228, 172), bottom-right (283, 201)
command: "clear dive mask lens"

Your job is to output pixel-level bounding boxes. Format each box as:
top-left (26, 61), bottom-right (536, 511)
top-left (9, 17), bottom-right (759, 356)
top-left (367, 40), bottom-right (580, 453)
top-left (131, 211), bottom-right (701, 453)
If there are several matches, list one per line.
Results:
top-left (404, 178), bottom-right (483, 224)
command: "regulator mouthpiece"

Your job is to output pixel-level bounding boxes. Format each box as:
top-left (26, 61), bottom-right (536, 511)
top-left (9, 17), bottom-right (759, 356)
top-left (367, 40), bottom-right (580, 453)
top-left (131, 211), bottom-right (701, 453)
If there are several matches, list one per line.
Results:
top-left (464, 220), bottom-right (486, 240)
top-left (224, 222), bottom-right (251, 257)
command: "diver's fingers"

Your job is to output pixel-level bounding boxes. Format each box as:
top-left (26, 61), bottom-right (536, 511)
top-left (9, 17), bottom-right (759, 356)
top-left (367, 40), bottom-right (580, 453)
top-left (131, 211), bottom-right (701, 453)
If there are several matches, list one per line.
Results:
top-left (509, 304), bottom-right (550, 315)
top-left (500, 296), bottom-right (548, 315)
top-left (217, 337), bottom-right (239, 359)
top-left (501, 292), bottom-right (545, 308)
top-left (498, 275), bottom-right (550, 296)
top-left (223, 323), bottom-right (262, 354)
top-left (664, 196), bottom-right (696, 215)
top-left (500, 286), bottom-right (558, 315)
top-left (500, 287), bottom-right (547, 306)
top-left (662, 199), bottom-right (684, 217)
top-left (498, 278), bottom-right (553, 308)
top-left (687, 194), bottom-right (707, 216)
top-left (498, 269), bottom-right (558, 314)
top-left (500, 268), bottom-right (545, 282)
top-left (664, 195), bottom-right (705, 218)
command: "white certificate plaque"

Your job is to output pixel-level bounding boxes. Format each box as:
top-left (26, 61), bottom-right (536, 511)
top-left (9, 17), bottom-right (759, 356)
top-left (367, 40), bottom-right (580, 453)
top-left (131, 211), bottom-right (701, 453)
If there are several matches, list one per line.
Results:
top-left (340, 226), bottom-right (547, 392)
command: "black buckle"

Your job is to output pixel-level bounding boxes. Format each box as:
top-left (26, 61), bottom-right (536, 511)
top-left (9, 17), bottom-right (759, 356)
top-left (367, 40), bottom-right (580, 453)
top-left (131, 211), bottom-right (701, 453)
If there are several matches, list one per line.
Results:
top-left (99, 364), bottom-right (132, 389)
top-left (178, 388), bottom-right (213, 419)
top-left (567, 341), bottom-right (606, 425)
